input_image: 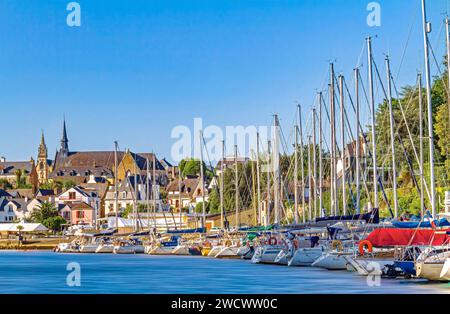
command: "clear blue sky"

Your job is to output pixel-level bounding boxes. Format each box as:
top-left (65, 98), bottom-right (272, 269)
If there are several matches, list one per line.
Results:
top-left (0, 0), bottom-right (448, 163)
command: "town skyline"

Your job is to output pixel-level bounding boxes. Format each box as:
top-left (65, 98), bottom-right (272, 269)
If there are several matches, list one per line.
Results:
top-left (1, 0), bottom-right (448, 163)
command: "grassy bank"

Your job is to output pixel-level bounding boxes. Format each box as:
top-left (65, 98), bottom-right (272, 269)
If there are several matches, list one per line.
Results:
top-left (0, 238), bottom-right (68, 250)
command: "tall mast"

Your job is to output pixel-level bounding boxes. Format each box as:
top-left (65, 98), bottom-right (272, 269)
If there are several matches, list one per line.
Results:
top-left (318, 93), bottom-right (323, 217)
top-left (266, 141), bottom-right (271, 226)
top-left (339, 75), bottom-right (346, 215)
top-left (251, 152), bottom-right (257, 226)
top-left (234, 144), bottom-right (239, 228)
top-left (418, 73), bottom-right (425, 217)
top-left (146, 158), bottom-right (150, 231)
top-left (220, 140), bottom-right (225, 229)
top-left (256, 133), bottom-right (262, 225)
top-left (298, 105), bottom-right (306, 223)
top-left (421, 0), bottom-right (436, 217)
top-left (114, 141), bottom-right (119, 232)
top-left (152, 153), bottom-right (157, 229)
top-left (199, 130), bottom-right (206, 229)
top-left (307, 135), bottom-right (312, 221)
top-left (294, 124), bottom-right (299, 224)
top-left (330, 63), bottom-right (337, 216)
top-left (178, 166), bottom-right (182, 230)
top-left (354, 68), bottom-right (361, 214)
top-left (134, 159), bottom-right (138, 232)
top-left (446, 16), bottom-right (450, 147)
top-left (312, 109), bottom-right (317, 219)
top-left (386, 56), bottom-right (399, 218)
top-left (273, 115), bottom-right (280, 224)
top-left (367, 36), bottom-right (378, 210)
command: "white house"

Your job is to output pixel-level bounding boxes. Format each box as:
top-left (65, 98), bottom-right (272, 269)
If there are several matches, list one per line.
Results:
top-left (0, 197), bottom-right (15, 222)
top-left (104, 176), bottom-right (159, 216)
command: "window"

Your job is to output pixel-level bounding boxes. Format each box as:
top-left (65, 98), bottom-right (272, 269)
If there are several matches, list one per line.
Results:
top-left (69, 192), bottom-right (76, 200)
top-left (76, 211), bottom-right (85, 219)
top-left (122, 192), bottom-right (126, 199)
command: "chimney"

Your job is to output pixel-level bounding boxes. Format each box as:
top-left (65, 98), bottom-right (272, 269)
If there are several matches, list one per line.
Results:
top-left (88, 175), bottom-right (96, 184)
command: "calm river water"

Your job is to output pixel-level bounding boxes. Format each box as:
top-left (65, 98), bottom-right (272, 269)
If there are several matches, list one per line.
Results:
top-left (0, 251), bottom-right (448, 294)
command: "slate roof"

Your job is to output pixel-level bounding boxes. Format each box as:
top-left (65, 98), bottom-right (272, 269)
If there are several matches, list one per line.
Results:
top-left (36, 189), bottom-right (55, 197)
top-left (215, 157), bottom-right (249, 170)
top-left (166, 177), bottom-right (201, 198)
top-left (0, 189), bottom-right (11, 198)
top-left (0, 161), bottom-right (33, 175)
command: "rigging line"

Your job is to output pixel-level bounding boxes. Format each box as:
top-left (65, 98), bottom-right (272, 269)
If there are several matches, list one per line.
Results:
top-left (395, 2), bottom-right (420, 82)
top-left (374, 58), bottom-right (427, 203)
top-left (428, 37), bottom-right (450, 98)
top-left (358, 70), bottom-right (373, 117)
top-left (391, 74), bottom-right (432, 202)
top-left (356, 61), bottom-right (394, 215)
top-left (321, 86), bottom-right (358, 213)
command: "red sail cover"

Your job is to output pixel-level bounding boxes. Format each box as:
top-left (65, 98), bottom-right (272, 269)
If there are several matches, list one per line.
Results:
top-left (364, 228), bottom-right (450, 247)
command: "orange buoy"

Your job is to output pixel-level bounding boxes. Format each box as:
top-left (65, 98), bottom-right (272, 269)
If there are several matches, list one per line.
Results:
top-left (358, 240), bottom-right (373, 255)
top-left (268, 237), bottom-right (277, 246)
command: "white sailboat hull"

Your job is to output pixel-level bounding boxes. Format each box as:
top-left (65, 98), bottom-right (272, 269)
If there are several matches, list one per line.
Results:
top-left (344, 256), bottom-right (392, 276)
top-left (274, 250), bottom-right (291, 265)
top-left (95, 244), bottom-right (114, 253)
top-left (288, 247), bottom-right (324, 267)
top-left (172, 245), bottom-right (190, 255)
top-left (208, 245), bottom-right (223, 257)
top-left (215, 246), bottom-right (240, 258)
top-left (79, 244), bottom-right (99, 253)
top-left (416, 262), bottom-right (446, 281)
top-left (113, 245), bottom-right (135, 254)
top-left (251, 245), bottom-right (284, 264)
top-left (312, 252), bottom-right (352, 270)
top-left (237, 246), bottom-right (251, 257)
top-left (147, 245), bottom-right (176, 255)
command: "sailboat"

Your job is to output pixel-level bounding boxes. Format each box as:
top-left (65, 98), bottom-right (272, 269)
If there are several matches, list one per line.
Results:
top-left (416, 248), bottom-right (450, 281)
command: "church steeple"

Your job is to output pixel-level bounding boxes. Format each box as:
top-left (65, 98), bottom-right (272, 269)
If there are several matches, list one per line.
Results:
top-left (38, 130), bottom-right (48, 159)
top-left (37, 130), bottom-right (49, 185)
top-left (60, 118), bottom-right (69, 156)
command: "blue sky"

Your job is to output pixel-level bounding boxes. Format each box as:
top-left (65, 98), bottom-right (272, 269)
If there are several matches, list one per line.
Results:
top-left (0, 0), bottom-right (448, 163)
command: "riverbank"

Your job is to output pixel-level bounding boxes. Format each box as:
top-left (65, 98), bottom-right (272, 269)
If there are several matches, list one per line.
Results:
top-left (0, 238), bottom-right (67, 250)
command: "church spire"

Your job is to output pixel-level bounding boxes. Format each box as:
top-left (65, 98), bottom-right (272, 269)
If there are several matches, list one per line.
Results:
top-left (40, 130), bottom-right (46, 146)
top-left (60, 118), bottom-right (69, 155)
top-left (38, 130), bottom-right (48, 159)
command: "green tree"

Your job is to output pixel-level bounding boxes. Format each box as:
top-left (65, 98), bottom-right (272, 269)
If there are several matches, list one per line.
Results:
top-left (30, 201), bottom-right (58, 223)
top-left (42, 216), bottom-right (66, 232)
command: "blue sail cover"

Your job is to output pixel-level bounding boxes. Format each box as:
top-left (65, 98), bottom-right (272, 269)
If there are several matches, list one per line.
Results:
top-left (391, 218), bottom-right (450, 229)
top-left (166, 227), bottom-right (206, 234)
top-left (315, 209), bottom-right (379, 224)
